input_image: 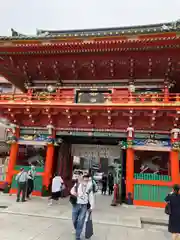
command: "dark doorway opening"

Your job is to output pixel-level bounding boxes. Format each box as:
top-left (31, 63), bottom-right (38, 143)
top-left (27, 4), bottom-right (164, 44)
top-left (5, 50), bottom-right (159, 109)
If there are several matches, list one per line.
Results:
top-left (121, 149), bottom-right (126, 203)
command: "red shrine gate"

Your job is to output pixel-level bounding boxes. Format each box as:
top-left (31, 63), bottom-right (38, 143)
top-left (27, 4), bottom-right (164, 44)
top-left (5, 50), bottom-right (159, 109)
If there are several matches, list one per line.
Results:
top-left (0, 21), bottom-right (180, 207)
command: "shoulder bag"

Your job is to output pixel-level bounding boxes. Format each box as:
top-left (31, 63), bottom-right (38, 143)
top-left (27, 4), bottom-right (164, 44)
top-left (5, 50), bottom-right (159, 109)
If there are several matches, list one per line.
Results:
top-left (69, 183), bottom-right (79, 205)
top-left (165, 201), bottom-right (171, 215)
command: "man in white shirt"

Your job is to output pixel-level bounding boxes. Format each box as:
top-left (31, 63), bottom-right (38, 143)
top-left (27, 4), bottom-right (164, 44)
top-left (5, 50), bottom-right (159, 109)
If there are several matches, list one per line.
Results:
top-left (15, 168), bottom-right (28, 202)
top-left (70, 174), bottom-right (94, 240)
top-left (48, 174), bottom-right (64, 205)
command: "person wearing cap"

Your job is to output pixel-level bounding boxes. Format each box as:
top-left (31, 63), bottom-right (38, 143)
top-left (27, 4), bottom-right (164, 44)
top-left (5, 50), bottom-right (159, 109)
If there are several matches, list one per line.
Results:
top-left (26, 165), bottom-right (36, 199)
top-left (15, 168), bottom-right (28, 202)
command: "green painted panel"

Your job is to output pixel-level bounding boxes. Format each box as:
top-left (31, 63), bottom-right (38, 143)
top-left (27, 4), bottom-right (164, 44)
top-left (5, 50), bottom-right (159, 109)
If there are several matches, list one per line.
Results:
top-left (11, 165), bottom-right (44, 192)
top-left (20, 130), bottom-right (48, 135)
top-left (134, 173), bottom-right (171, 202)
top-left (134, 184), bottom-right (171, 202)
top-left (14, 165), bottom-right (44, 172)
top-left (134, 173), bottom-right (171, 181)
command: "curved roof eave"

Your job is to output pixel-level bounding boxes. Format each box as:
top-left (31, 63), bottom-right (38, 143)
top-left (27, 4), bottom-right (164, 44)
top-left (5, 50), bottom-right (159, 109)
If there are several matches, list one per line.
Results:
top-left (0, 20), bottom-right (179, 40)
top-left (37, 21), bottom-right (177, 35)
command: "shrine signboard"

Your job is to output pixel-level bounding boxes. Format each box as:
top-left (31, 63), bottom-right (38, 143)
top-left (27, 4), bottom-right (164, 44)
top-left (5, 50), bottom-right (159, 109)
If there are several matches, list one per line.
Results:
top-left (71, 144), bottom-right (120, 159)
top-left (76, 89), bottom-right (111, 104)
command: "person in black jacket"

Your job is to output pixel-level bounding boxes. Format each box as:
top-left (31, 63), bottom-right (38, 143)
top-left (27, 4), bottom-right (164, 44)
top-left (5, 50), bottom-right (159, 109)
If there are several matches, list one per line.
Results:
top-left (108, 172), bottom-right (114, 195)
top-left (165, 184), bottom-right (180, 240)
top-left (101, 174), bottom-right (107, 195)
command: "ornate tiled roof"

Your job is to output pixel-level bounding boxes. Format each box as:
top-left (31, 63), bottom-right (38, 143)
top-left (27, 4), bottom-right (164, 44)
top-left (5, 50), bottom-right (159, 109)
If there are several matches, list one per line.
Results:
top-left (0, 20), bottom-right (180, 40)
top-left (36, 21), bottom-right (180, 37)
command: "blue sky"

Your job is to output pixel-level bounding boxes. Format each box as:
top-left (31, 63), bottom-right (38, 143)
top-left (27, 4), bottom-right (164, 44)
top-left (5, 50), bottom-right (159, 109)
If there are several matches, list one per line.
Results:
top-left (0, 0), bottom-right (180, 35)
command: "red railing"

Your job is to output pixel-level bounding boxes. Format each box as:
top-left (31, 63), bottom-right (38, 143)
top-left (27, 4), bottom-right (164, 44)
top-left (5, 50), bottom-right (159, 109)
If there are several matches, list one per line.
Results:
top-left (0, 93), bottom-right (179, 104)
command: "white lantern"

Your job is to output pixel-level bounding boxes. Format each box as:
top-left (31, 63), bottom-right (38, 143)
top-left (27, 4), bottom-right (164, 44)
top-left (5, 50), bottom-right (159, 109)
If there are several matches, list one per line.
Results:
top-left (129, 84), bottom-right (135, 93)
top-left (127, 127), bottom-right (134, 138)
top-left (47, 85), bottom-right (55, 93)
top-left (46, 124), bottom-right (54, 135)
top-left (171, 128), bottom-right (180, 140)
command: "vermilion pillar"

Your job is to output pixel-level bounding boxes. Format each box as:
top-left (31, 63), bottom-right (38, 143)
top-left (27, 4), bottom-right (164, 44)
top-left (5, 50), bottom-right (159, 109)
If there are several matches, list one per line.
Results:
top-left (6, 127), bottom-right (19, 185)
top-left (43, 144), bottom-right (55, 188)
top-left (43, 127), bottom-right (55, 190)
top-left (170, 129), bottom-right (180, 184)
top-left (126, 127), bottom-right (135, 199)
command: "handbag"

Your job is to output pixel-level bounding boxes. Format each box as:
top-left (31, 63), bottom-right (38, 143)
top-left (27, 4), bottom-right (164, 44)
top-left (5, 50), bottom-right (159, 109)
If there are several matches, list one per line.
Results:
top-left (69, 183), bottom-right (79, 205)
top-left (165, 202), bottom-right (171, 215)
top-left (85, 212), bottom-right (94, 239)
top-left (86, 187), bottom-right (93, 209)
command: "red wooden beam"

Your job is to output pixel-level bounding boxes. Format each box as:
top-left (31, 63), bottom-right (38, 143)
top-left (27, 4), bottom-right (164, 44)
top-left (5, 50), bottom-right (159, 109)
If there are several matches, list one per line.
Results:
top-left (133, 200), bottom-right (166, 208)
top-left (0, 102), bottom-right (180, 111)
top-left (1, 36), bottom-right (180, 53)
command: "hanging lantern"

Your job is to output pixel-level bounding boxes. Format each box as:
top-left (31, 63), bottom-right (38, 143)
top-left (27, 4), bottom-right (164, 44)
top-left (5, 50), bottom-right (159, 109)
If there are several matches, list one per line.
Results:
top-left (46, 124), bottom-right (54, 135)
top-left (127, 127), bottom-right (134, 138)
top-left (129, 84), bottom-right (135, 93)
top-left (171, 128), bottom-right (180, 140)
top-left (47, 85), bottom-right (55, 93)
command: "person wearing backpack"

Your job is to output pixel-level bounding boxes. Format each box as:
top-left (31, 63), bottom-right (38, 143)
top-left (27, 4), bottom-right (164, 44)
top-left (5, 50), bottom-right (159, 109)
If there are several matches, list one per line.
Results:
top-left (70, 174), bottom-right (94, 240)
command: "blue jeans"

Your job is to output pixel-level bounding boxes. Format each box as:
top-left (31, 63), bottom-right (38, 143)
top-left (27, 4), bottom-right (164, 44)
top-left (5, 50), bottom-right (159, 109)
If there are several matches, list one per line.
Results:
top-left (72, 204), bottom-right (87, 240)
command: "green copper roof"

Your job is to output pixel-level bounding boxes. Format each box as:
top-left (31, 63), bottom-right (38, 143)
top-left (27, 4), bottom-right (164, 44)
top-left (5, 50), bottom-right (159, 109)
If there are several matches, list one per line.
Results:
top-left (0, 20), bottom-right (180, 40)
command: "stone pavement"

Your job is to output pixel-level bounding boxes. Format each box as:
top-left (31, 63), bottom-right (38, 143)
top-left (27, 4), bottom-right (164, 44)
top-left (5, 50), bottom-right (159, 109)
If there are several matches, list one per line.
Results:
top-left (0, 213), bottom-right (171, 240)
top-left (0, 193), bottom-right (171, 239)
top-left (0, 193), bottom-right (168, 227)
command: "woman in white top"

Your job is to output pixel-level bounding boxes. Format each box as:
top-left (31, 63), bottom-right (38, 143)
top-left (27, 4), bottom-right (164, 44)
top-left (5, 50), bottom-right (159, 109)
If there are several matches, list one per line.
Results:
top-left (48, 174), bottom-right (64, 205)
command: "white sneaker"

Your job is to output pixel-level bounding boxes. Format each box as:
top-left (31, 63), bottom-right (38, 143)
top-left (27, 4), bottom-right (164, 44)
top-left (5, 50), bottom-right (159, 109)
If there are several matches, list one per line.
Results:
top-left (72, 229), bottom-right (76, 234)
top-left (48, 201), bottom-right (52, 206)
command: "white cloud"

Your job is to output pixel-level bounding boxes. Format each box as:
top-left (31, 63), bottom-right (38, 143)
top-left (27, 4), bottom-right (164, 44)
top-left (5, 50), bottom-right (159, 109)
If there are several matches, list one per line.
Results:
top-left (0, 0), bottom-right (180, 35)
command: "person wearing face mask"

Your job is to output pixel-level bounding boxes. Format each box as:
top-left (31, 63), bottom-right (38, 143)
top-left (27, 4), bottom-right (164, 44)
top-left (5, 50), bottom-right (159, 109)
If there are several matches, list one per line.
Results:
top-left (70, 174), bottom-right (94, 240)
